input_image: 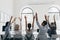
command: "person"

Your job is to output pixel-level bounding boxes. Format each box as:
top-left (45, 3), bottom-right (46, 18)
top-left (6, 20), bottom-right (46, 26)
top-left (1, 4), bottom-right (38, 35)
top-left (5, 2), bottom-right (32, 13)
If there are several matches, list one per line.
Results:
top-left (24, 15), bottom-right (35, 40)
top-left (3, 16), bottom-right (16, 40)
top-left (1, 25), bottom-right (11, 40)
top-left (13, 17), bottom-right (23, 40)
top-left (47, 15), bottom-right (57, 40)
top-left (36, 13), bottom-right (49, 40)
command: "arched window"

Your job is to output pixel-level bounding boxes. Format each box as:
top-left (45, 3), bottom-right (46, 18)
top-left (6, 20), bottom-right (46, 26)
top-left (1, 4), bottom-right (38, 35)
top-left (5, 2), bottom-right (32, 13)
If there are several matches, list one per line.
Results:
top-left (21, 7), bottom-right (34, 35)
top-left (48, 6), bottom-right (60, 13)
top-left (48, 6), bottom-right (60, 34)
top-left (22, 7), bottom-right (33, 14)
top-left (48, 6), bottom-right (60, 22)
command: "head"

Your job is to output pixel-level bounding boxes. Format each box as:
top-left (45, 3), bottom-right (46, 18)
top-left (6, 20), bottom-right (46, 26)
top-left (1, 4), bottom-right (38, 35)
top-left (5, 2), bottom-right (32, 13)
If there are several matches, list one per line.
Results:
top-left (14, 24), bottom-right (19, 31)
top-left (41, 21), bottom-right (47, 26)
top-left (51, 22), bottom-right (55, 27)
top-left (5, 21), bottom-right (10, 26)
top-left (27, 23), bottom-right (31, 30)
top-left (51, 22), bottom-right (54, 25)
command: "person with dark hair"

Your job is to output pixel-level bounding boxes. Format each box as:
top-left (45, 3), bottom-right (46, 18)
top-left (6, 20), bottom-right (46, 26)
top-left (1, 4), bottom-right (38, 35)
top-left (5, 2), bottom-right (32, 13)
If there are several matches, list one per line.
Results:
top-left (24, 15), bottom-right (35, 40)
top-left (36, 13), bottom-right (49, 40)
top-left (3, 16), bottom-right (16, 40)
top-left (47, 15), bottom-right (57, 40)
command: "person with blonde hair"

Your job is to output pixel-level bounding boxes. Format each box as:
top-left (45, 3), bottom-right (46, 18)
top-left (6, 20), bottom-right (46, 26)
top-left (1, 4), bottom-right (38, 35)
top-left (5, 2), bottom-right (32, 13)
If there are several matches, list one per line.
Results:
top-left (13, 17), bottom-right (23, 40)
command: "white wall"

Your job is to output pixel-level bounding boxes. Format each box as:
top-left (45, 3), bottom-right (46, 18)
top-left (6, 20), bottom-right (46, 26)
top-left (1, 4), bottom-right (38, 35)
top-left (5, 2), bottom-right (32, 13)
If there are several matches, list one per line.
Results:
top-left (0, 0), bottom-right (14, 32)
top-left (0, 0), bottom-right (14, 16)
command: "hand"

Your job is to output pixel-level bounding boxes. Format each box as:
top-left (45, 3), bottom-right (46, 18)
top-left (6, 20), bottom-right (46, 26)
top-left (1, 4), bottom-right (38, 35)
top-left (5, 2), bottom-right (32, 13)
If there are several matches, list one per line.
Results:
top-left (11, 16), bottom-right (13, 19)
top-left (36, 12), bottom-right (37, 17)
top-left (11, 16), bottom-right (13, 18)
top-left (44, 15), bottom-right (48, 21)
top-left (45, 15), bottom-right (47, 19)
top-left (24, 16), bottom-right (27, 19)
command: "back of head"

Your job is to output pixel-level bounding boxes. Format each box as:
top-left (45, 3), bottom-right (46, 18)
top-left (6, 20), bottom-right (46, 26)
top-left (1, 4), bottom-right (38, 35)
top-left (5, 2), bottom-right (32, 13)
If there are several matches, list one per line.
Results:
top-left (28, 23), bottom-right (31, 30)
top-left (51, 22), bottom-right (54, 25)
top-left (14, 24), bottom-right (19, 31)
top-left (51, 22), bottom-right (55, 27)
top-left (42, 21), bottom-right (47, 26)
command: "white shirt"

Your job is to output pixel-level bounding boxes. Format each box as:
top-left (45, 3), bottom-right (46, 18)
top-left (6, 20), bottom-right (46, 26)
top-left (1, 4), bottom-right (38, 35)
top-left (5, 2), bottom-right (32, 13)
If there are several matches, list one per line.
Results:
top-left (36, 21), bottom-right (49, 35)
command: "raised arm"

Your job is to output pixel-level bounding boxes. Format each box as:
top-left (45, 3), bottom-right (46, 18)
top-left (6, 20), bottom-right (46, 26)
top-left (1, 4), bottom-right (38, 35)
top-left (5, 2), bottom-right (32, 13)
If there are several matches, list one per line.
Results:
top-left (44, 15), bottom-right (51, 28)
top-left (36, 13), bottom-right (38, 22)
top-left (10, 16), bottom-right (13, 23)
top-left (36, 13), bottom-right (41, 28)
top-left (53, 15), bottom-right (56, 26)
top-left (11, 17), bottom-right (16, 23)
top-left (18, 17), bottom-right (22, 30)
top-left (45, 15), bottom-right (50, 23)
top-left (24, 16), bottom-right (27, 30)
top-left (32, 15), bottom-right (35, 29)
top-left (53, 15), bottom-right (56, 23)
top-left (44, 15), bottom-right (49, 22)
